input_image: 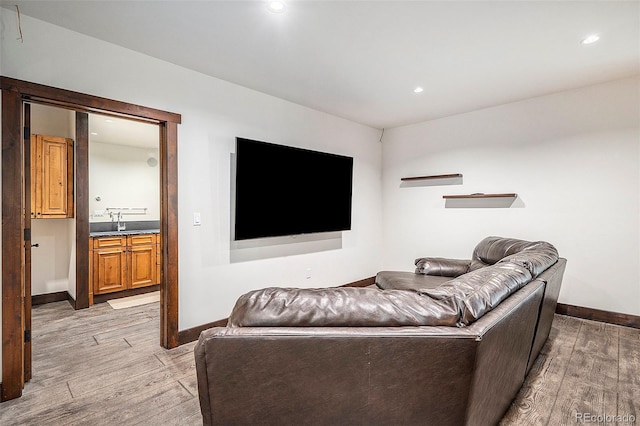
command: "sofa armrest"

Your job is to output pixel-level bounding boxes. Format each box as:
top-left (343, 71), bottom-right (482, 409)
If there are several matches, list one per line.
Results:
top-left (414, 257), bottom-right (471, 277)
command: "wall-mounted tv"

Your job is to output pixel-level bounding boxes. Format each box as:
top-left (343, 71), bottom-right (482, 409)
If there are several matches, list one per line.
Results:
top-left (234, 137), bottom-right (353, 241)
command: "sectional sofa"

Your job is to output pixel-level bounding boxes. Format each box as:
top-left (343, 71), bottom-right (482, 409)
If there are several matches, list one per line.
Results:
top-left (195, 236), bottom-right (566, 425)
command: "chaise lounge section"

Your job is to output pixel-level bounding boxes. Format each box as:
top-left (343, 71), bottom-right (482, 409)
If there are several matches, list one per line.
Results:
top-left (195, 236), bottom-right (566, 425)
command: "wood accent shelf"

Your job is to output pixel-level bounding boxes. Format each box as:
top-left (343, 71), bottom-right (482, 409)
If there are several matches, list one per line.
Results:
top-left (443, 193), bottom-right (517, 199)
top-left (401, 173), bottom-right (462, 182)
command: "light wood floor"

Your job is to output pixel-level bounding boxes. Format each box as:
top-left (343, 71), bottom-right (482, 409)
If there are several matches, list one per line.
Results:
top-left (0, 301), bottom-right (201, 425)
top-left (502, 314), bottom-right (639, 425)
top-left (1, 301), bottom-right (638, 425)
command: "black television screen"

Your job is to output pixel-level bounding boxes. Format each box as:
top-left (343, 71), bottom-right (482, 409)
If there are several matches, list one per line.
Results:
top-left (234, 137), bottom-right (353, 240)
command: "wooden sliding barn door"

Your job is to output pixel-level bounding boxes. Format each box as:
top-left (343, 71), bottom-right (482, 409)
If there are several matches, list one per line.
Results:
top-left (23, 102), bottom-right (33, 382)
top-left (2, 88), bottom-right (28, 400)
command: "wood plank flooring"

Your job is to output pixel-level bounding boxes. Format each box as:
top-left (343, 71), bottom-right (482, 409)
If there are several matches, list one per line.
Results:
top-left (0, 301), bottom-right (201, 426)
top-left (501, 314), bottom-right (639, 425)
top-left (1, 301), bottom-right (638, 425)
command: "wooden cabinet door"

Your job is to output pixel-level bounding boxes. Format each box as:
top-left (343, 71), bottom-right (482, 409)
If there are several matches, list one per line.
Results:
top-left (93, 248), bottom-right (127, 294)
top-left (129, 235), bottom-right (157, 289)
top-left (129, 244), bottom-right (157, 288)
top-left (92, 237), bottom-right (127, 295)
top-left (32, 134), bottom-right (74, 218)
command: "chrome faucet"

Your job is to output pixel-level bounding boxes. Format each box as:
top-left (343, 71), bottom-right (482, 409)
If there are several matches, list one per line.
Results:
top-left (116, 212), bottom-right (126, 231)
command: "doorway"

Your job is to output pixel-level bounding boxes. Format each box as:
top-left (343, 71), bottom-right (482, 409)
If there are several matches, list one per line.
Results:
top-left (88, 113), bottom-right (161, 305)
top-left (29, 105), bottom-right (162, 307)
top-left (1, 77), bottom-right (181, 401)
top-left (28, 104), bottom-right (78, 307)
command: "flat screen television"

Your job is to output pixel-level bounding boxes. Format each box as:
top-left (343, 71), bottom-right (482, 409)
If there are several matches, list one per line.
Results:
top-left (234, 137), bottom-right (353, 240)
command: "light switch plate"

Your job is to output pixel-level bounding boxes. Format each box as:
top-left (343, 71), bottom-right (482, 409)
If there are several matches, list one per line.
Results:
top-left (193, 212), bottom-right (201, 226)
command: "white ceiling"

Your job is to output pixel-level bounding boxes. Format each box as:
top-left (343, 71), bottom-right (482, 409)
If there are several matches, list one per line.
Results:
top-left (89, 114), bottom-right (159, 149)
top-left (3, 1), bottom-right (639, 129)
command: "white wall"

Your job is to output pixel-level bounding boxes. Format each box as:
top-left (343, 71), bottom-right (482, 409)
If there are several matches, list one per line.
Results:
top-left (31, 220), bottom-right (72, 295)
top-left (89, 141), bottom-right (160, 223)
top-left (0, 10), bottom-right (383, 343)
top-left (382, 76), bottom-right (640, 316)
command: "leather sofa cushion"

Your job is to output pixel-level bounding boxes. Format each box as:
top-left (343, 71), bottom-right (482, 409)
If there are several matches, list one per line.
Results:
top-left (414, 257), bottom-right (470, 277)
top-left (472, 236), bottom-right (535, 265)
top-left (413, 237), bottom-right (558, 276)
top-left (227, 287), bottom-right (460, 328)
top-left (421, 263), bottom-right (533, 326)
top-left (498, 242), bottom-right (559, 277)
top-left (376, 271), bottom-right (450, 291)
top-left (469, 236), bottom-right (558, 276)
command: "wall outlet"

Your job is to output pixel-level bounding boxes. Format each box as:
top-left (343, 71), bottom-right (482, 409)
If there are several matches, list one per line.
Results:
top-left (93, 210), bottom-right (104, 217)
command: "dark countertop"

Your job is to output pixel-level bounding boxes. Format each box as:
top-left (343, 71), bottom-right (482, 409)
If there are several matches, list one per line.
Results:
top-left (89, 229), bottom-right (160, 237)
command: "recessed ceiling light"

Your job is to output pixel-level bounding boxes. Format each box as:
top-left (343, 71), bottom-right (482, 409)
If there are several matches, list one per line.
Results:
top-left (105, 119), bottom-right (113, 123)
top-left (267, 1), bottom-right (286, 13)
top-left (413, 87), bottom-right (424, 94)
top-left (581, 34), bottom-right (600, 45)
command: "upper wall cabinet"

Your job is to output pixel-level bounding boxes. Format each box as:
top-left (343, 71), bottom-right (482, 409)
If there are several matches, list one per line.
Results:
top-left (31, 134), bottom-right (74, 219)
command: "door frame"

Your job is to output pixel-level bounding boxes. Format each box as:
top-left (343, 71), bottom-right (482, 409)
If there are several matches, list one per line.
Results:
top-left (1, 76), bottom-right (182, 401)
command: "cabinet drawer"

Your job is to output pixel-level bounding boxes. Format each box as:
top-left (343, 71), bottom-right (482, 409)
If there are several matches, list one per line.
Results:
top-left (93, 236), bottom-right (126, 249)
top-left (129, 234), bottom-right (156, 246)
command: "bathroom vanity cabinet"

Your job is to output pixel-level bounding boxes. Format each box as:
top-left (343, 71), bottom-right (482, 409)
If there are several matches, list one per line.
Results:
top-left (90, 233), bottom-right (159, 297)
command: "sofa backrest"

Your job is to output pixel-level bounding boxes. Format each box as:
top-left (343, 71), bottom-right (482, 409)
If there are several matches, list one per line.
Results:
top-left (227, 237), bottom-right (560, 329)
top-left (471, 236), bottom-right (559, 277)
top-left (420, 262), bottom-right (533, 326)
top-left (228, 264), bottom-right (536, 329)
top-left (227, 286), bottom-right (461, 328)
